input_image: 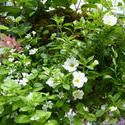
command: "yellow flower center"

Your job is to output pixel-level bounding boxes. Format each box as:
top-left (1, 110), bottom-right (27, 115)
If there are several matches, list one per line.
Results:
top-left (70, 63), bottom-right (74, 67)
top-left (75, 78), bottom-right (80, 83)
top-left (107, 21), bottom-right (111, 25)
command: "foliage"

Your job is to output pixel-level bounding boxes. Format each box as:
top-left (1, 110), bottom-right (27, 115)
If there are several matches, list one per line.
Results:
top-left (0, 0), bottom-right (125, 125)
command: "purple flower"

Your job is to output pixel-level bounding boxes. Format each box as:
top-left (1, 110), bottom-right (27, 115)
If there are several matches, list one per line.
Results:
top-left (119, 118), bottom-right (125, 125)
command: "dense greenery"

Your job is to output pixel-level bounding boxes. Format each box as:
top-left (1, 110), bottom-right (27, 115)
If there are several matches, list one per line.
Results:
top-left (0, 0), bottom-right (125, 124)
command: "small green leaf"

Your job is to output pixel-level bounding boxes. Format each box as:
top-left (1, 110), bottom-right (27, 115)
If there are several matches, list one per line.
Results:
top-left (84, 113), bottom-right (96, 122)
top-left (96, 110), bottom-right (105, 117)
top-left (45, 120), bottom-right (58, 125)
top-left (56, 100), bottom-right (64, 107)
top-left (15, 16), bottom-right (23, 23)
top-left (73, 116), bottom-right (83, 125)
top-left (36, 110), bottom-right (51, 121)
top-left (0, 0), bottom-right (8, 2)
top-left (0, 68), bottom-right (8, 75)
top-left (63, 84), bottom-right (70, 90)
top-left (15, 115), bottom-right (30, 123)
top-left (0, 25), bottom-right (9, 30)
top-left (71, 0), bottom-right (77, 4)
top-left (86, 56), bottom-right (94, 64)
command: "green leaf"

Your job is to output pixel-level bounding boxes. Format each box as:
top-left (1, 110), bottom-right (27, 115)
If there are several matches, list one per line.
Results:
top-left (71, 0), bottom-right (77, 4)
top-left (56, 100), bottom-right (64, 107)
top-left (33, 83), bottom-right (44, 91)
top-left (36, 110), bottom-right (51, 121)
top-left (0, 67), bottom-right (8, 75)
top-left (73, 117), bottom-right (83, 125)
top-left (63, 84), bottom-right (70, 90)
top-left (86, 56), bottom-right (94, 64)
top-left (95, 110), bottom-right (105, 117)
top-left (0, 6), bottom-right (21, 15)
top-left (0, 25), bottom-right (9, 30)
top-left (103, 75), bottom-right (113, 79)
top-left (15, 115), bottom-right (30, 123)
top-left (15, 16), bottom-right (23, 23)
top-left (0, 0), bottom-right (8, 2)
top-left (84, 113), bottom-right (96, 122)
top-left (45, 120), bottom-right (58, 125)
top-left (52, 0), bottom-right (71, 7)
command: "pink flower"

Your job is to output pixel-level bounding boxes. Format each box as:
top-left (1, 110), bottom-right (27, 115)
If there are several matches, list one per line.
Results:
top-left (0, 34), bottom-right (22, 51)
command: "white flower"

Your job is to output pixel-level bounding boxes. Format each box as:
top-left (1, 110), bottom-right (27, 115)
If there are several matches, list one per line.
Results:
top-left (65, 109), bottom-right (76, 122)
top-left (73, 90), bottom-right (84, 100)
top-left (101, 105), bottom-right (106, 110)
top-left (29, 48), bottom-right (38, 55)
top-left (6, 1), bottom-right (13, 6)
top-left (83, 107), bottom-right (89, 111)
top-left (19, 78), bottom-right (28, 86)
top-left (109, 0), bottom-right (124, 6)
top-left (20, 6), bottom-right (23, 9)
top-left (122, 104), bottom-right (125, 107)
top-left (109, 106), bottom-right (117, 112)
top-left (83, 122), bottom-right (92, 125)
top-left (42, 104), bottom-right (48, 111)
top-left (25, 45), bottom-right (31, 49)
top-left (63, 57), bottom-right (79, 72)
top-left (96, 3), bottom-right (107, 12)
top-left (30, 115), bottom-right (39, 120)
top-left (111, 6), bottom-right (125, 15)
top-left (55, 72), bottom-right (64, 79)
top-left (25, 61), bottom-right (31, 66)
top-left (91, 60), bottom-right (99, 67)
top-left (27, 92), bottom-right (33, 99)
top-left (46, 101), bottom-right (53, 109)
top-left (58, 92), bottom-right (64, 99)
top-left (15, 61), bottom-right (21, 64)
top-left (14, 79), bottom-right (19, 84)
top-left (42, 101), bottom-right (53, 111)
top-left (32, 31), bottom-right (36, 35)
top-left (8, 58), bottom-right (14, 62)
top-left (40, 0), bottom-right (47, 4)
top-left (25, 34), bottom-right (31, 39)
top-left (93, 60), bottom-right (99, 65)
top-left (6, 16), bottom-right (15, 21)
top-left (46, 77), bottom-right (54, 87)
top-left (10, 49), bottom-right (16, 53)
top-left (8, 69), bottom-right (16, 75)
top-left (103, 13), bottom-right (117, 26)
top-left (22, 73), bottom-right (30, 77)
top-left (73, 71), bottom-right (88, 88)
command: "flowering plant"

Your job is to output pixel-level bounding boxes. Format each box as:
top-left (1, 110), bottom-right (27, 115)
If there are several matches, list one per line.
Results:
top-left (0, 0), bottom-right (125, 125)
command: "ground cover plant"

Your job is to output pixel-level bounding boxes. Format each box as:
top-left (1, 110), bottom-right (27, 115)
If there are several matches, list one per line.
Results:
top-left (1, 0), bottom-right (125, 124)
